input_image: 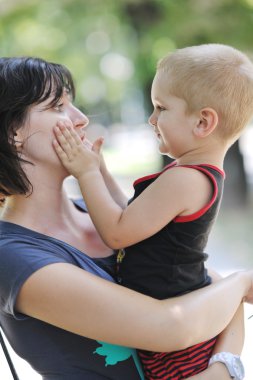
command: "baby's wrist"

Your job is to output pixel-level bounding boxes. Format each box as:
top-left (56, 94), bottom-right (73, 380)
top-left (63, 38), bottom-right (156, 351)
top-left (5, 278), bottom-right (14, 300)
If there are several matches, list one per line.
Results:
top-left (76, 167), bottom-right (100, 182)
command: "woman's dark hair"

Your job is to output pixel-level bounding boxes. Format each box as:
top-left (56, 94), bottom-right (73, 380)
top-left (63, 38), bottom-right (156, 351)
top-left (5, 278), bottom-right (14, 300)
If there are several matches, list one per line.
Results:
top-left (0, 57), bottom-right (75, 204)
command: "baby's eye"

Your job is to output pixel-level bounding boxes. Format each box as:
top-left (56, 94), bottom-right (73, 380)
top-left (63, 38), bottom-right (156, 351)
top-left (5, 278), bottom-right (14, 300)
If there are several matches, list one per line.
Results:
top-left (157, 105), bottom-right (166, 111)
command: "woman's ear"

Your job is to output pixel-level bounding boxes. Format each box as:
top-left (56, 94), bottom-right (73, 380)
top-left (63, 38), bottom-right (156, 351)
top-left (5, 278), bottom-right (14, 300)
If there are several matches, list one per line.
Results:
top-left (193, 108), bottom-right (218, 138)
top-left (13, 130), bottom-right (24, 151)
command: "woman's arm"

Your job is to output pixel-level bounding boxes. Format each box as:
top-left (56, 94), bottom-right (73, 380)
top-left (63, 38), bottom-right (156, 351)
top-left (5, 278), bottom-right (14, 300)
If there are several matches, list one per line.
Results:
top-left (15, 263), bottom-right (252, 352)
top-left (188, 363), bottom-right (236, 380)
top-left (188, 304), bottom-right (244, 380)
top-left (206, 268), bottom-right (244, 354)
top-left (188, 270), bottom-right (245, 380)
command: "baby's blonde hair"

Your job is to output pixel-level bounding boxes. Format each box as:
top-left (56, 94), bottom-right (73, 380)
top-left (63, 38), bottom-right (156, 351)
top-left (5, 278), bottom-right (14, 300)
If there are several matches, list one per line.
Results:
top-left (157, 44), bottom-right (253, 141)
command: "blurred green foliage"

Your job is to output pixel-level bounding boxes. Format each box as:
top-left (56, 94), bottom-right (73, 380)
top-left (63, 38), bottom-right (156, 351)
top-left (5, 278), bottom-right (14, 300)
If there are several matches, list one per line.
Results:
top-left (0, 0), bottom-right (252, 201)
top-left (0, 0), bottom-right (253, 119)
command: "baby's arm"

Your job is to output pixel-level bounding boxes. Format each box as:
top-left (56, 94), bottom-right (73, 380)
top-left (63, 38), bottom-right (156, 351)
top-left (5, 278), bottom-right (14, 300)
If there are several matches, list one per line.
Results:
top-left (54, 122), bottom-right (209, 249)
top-left (99, 152), bottom-right (129, 209)
top-left (83, 132), bottom-right (128, 208)
top-left (56, 121), bottom-right (128, 209)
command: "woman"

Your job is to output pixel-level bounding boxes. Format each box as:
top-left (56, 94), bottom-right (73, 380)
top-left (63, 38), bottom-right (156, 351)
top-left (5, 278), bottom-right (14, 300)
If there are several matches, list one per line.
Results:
top-left (0, 56), bottom-right (251, 380)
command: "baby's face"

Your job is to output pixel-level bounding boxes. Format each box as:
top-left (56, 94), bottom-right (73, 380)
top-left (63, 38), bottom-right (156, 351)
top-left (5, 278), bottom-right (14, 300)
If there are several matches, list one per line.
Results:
top-left (149, 73), bottom-right (198, 158)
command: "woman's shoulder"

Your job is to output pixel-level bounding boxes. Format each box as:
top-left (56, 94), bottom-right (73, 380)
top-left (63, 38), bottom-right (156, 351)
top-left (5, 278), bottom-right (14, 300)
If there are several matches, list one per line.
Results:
top-left (0, 220), bottom-right (72, 264)
top-left (0, 221), bottom-right (70, 315)
top-left (0, 220), bottom-right (113, 274)
top-left (0, 220), bottom-right (115, 310)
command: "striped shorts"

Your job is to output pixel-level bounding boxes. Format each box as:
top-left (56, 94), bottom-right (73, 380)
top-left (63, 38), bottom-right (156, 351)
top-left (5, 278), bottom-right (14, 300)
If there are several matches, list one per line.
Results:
top-left (138, 336), bottom-right (217, 380)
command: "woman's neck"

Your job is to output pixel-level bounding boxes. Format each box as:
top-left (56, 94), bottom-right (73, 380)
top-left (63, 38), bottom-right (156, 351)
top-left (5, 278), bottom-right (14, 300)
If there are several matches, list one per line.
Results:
top-left (1, 180), bottom-right (75, 232)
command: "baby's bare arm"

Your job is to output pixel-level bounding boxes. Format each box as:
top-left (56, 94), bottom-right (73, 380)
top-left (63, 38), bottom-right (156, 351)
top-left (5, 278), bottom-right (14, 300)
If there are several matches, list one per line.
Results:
top-left (53, 122), bottom-right (213, 249)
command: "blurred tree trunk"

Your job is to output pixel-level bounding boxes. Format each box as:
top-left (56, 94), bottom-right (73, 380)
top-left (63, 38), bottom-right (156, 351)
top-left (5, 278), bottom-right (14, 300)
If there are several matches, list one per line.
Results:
top-left (223, 141), bottom-right (248, 209)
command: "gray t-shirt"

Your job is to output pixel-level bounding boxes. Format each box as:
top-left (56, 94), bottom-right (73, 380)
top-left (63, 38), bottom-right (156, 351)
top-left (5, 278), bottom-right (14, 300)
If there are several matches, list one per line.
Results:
top-left (0, 200), bottom-right (144, 380)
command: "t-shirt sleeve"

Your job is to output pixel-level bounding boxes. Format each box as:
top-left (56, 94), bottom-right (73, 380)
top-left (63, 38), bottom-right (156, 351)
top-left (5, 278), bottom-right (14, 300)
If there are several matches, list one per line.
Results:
top-left (0, 240), bottom-right (68, 320)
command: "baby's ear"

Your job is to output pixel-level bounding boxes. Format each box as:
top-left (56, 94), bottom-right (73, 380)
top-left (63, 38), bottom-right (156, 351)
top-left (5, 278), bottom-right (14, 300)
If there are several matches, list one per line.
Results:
top-left (193, 108), bottom-right (218, 138)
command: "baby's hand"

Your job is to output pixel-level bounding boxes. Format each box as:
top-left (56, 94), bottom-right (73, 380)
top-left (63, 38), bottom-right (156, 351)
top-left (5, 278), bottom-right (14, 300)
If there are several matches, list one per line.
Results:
top-left (53, 121), bottom-right (103, 179)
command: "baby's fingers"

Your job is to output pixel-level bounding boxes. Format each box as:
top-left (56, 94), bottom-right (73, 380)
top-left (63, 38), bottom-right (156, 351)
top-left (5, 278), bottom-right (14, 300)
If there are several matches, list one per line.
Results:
top-left (56, 121), bottom-right (82, 150)
top-left (83, 138), bottom-right (93, 151)
top-left (53, 138), bottom-right (70, 163)
top-left (92, 137), bottom-right (104, 154)
top-left (54, 125), bottom-right (74, 159)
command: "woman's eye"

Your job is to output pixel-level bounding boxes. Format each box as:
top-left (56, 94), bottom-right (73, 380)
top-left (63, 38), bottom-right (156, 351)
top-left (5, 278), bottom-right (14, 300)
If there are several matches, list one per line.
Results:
top-left (54, 103), bottom-right (64, 112)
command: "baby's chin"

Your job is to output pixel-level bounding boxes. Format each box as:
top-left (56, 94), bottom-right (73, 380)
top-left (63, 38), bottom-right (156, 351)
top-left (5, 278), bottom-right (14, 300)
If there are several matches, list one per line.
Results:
top-left (157, 144), bottom-right (168, 155)
top-left (158, 147), bottom-right (174, 159)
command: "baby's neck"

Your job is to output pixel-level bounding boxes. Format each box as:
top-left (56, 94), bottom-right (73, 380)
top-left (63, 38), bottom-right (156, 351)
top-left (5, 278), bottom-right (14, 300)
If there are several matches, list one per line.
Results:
top-left (176, 146), bottom-right (226, 170)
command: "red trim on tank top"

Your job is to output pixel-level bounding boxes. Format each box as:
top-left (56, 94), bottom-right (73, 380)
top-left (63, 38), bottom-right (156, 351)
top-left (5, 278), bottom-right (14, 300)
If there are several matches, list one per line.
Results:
top-left (197, 164), bottom-right (225, 178)
top-left (173, 165), bottom-right (219, 223)
top-left (133, 161), bottom-right (177, 187)
top-left (133, 161), bottom-right (224, 223)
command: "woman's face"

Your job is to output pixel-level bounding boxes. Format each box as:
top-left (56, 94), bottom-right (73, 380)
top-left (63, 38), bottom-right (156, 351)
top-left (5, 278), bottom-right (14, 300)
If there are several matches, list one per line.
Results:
top-left (18, 90), bottom-right (89, 171)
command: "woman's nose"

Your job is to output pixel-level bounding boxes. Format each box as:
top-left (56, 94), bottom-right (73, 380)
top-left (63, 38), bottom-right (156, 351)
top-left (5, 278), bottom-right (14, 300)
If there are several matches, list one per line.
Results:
top-left (72, 108), bottom-right (89, 129)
